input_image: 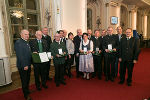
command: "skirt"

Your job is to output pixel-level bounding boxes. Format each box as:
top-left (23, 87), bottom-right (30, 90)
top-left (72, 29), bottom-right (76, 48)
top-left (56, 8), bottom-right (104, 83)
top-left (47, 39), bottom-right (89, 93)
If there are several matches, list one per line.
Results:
top-left (79, 53), bottom-right (94, 72)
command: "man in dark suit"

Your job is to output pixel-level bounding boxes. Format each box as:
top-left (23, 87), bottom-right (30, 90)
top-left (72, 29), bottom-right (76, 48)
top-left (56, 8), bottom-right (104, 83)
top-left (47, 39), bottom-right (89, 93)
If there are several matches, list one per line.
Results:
top-left (42, 27), bottom-right (52, 81)
top-left (14, 29), bottom-right (32, 100)
top-left (73, 29), bottom-right (83, 77)
top-left (87, 29), bottom-right (95, 41)
top-left (119, 28), bottom-right (140, 86)
top-left (92, 29), bottom-right (103, 79)
top-left (50, 33), bottom-right (67, 87)
top-left (29, 31), bottom-right (48, 91)
top-left (103, 27), bottom-right (119, 82)
top-left (100, 29), bottom-right (106, 76)
top-left (58, 30), bottom-right (68, 76)
top-left (115, 26), bottom-right (126, 77)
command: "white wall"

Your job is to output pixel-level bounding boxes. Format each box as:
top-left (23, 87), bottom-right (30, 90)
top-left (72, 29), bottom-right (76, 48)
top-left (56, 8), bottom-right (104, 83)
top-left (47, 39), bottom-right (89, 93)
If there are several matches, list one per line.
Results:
top-left (61, 0), bottom-right (87, 35)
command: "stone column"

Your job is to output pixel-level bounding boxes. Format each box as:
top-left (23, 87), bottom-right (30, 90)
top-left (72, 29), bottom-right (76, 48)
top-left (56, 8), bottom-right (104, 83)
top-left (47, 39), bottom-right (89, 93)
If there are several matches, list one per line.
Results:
top-left (0, 0), bottom-right (12, 86)
top-left (128, 5), bottom-right (138, 30)
top-left (142, 10), bottom-right (149, 39)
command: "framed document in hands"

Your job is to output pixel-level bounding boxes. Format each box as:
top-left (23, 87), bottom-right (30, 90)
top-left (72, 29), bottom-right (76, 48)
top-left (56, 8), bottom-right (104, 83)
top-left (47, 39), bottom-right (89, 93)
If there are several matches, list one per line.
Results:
top-left (32, 52), bottom-right (49, 63)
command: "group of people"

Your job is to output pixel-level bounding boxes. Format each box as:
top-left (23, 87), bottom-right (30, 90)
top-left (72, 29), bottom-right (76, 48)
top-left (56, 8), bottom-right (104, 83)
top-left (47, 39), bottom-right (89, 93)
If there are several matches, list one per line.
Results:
top-left (14, 26), bottom-right (140, 100)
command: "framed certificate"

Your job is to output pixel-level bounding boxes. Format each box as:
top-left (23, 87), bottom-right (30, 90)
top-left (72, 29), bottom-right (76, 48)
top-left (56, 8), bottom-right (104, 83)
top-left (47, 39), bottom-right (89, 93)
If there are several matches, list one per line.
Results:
top-left (110, 16), bottom-right (118, 25)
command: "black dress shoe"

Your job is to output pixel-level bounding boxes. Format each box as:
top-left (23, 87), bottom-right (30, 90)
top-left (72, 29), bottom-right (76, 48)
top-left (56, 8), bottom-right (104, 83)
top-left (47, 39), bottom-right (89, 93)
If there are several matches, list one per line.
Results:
top-left (56, 83), bottom-right (60, 87)
top-left (47, 77), bottom-right (52, 81)
top-left (25, 96), bottom-right (32, 100)
top-left (110, 78), bottom-right (114, 82)
top-left (60, 81), bottom-right (66, 85)
top-left (118, 81), bottom-right (124, 84)
top-left (105, 77), bottom-right (109, 81)
top-left (42, 85), bottom-right (48, 89)
top-left (37, 87), bottom-right (42, 91)
top-left (127, 83), bottom-right (132, 86)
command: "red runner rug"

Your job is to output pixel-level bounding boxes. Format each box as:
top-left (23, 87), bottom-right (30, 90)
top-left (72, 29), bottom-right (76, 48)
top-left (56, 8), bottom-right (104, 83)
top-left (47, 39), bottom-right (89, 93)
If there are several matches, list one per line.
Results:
top-left (0, 48), bottom-right (150, 100)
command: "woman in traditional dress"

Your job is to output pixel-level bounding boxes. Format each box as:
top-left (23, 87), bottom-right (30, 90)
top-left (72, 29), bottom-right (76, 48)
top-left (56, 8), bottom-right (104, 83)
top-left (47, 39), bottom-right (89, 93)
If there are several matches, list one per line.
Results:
top-left (79, 33), bottom-right (94, 80)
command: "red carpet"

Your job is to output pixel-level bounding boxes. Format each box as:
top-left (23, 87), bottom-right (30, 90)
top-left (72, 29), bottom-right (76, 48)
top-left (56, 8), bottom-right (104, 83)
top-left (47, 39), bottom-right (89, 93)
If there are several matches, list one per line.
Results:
top-left (1, 48), bottom-right (150, 100)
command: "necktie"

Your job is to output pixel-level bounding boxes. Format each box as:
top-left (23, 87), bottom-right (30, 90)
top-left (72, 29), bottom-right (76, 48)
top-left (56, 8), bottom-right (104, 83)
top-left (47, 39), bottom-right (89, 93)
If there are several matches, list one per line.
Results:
top-left (38, 40), bottom-right (43, 53)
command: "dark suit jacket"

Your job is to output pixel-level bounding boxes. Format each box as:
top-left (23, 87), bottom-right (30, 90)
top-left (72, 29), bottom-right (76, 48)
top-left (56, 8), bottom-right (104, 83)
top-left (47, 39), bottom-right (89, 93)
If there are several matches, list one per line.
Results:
top-left (14, 39), bottom-right (32, 70)
top-left (42, 35), bottom-right (52, 51)
top-left (119, 37), bottom-right (140, 61)
top-left (29, 39), bottom-right (48, 53)
top-left (102, 34), bottom-right (119, 53)
top-left (92, 37), bottom-right (102, 51)
top-left (74, 35), bottom-right (81, 54)
top-left (115, 34), bottom-right (126, 57)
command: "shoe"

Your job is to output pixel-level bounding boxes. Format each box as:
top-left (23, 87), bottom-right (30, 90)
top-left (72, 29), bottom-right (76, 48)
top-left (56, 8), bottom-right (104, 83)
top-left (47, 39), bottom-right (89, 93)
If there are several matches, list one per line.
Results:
top-left (110, 78), bottom-right (114, 82)
top-left (127, 83), bottom-right (132, 86)
top-left (105, 77), bottom-right (109, 81)
top-left (92, 74), bottom-right (96, 78)
top-left (42, 85), bottom-right (48, 89)
top-left (37, 87), bottom-right (42, 91)
top-left (60, 81), bottom-right (66, 85)
top-left (83, 73), bottom-right (86, 79)
top-left (86, 73), bottom-right (90, 80)
top-left (47, 77), bottom-right (52, 81)
top-left (56, 83), bottom-right (60, 87)
top-left (25, 96), bottom-right (32, 100)
top-left (118, 81), bottom-right (124, 84)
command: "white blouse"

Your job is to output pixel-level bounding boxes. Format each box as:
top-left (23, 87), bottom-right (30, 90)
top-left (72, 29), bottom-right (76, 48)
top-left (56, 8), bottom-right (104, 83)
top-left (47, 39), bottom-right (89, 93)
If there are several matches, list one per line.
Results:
top-left (79, 40), bottom-right (93, 52)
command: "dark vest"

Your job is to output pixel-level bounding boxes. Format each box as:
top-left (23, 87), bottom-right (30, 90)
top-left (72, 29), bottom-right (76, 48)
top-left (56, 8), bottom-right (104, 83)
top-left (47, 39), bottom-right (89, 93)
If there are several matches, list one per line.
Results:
top-left (82, 40), bottom-right (91, 51)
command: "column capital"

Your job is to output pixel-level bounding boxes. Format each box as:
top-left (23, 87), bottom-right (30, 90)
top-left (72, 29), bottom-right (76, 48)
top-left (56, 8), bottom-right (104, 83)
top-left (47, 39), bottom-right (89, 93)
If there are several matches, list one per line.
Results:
top-left (128, 5), bottom-right (138, 13)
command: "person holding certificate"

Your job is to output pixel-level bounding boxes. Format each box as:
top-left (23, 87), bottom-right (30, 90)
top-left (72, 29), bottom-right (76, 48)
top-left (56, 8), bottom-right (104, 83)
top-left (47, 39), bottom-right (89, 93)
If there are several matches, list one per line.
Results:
top-left (50, 33), bottom-right (68, 87)
top-left (92, 29), bottom-right (103, 79)
top-left (79, 33), bottom-right (94, 80)
top-left (42, 27), bottom-right (52, 81)
top-left (29, 31), bottom-right (48, 91)
top-left (102, 27), bottom-right (119, 82)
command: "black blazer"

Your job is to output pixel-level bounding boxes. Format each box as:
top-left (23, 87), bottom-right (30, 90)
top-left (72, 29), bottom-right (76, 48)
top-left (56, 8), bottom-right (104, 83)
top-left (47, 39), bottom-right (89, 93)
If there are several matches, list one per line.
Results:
top-left (102, 34), bottom-right (119, 53)
top-left (73, 35), bottom-right (81, 54)
top-left (115, 34), bottom-right (126, 57)
top-left (42, 35), bottom-right (52, 51)
top-left (119, 37), bottom-right (140, 61)
top-left (92, 37), bottom-right (102, 51)
top-left (14, 39), bottom-right (32, 70)
top-left (29, 39), bottom-right (48, 53)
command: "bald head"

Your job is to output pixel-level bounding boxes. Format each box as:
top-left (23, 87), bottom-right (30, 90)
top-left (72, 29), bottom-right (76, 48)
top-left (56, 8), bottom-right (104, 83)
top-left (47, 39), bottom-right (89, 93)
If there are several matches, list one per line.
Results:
top-left (35, 31), bottom-right (43, 40)
top-left (20, 29), bottom-right (29, 41)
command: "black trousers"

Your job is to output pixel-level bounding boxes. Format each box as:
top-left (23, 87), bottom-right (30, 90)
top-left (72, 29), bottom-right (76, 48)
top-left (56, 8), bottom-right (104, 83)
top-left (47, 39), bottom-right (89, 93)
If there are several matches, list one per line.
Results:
top-left (33, 63), bottom-right (47, 88)
top-left (104, 53), bottom-right (116, 78)
top-left (67, 54), bottom-right (74, 76)
top-left (75, 55), bottom-right (80, 75)
top-left (120, 61), bottom-right (134, 83)
top-left (93, 55), bottom-right (102, 78)
top-left (18, 67), bottom-right (31, 98)
top-left (54, 64), bottom-right (65, 84)
top-left (45, 60), bottom-right (51, 79)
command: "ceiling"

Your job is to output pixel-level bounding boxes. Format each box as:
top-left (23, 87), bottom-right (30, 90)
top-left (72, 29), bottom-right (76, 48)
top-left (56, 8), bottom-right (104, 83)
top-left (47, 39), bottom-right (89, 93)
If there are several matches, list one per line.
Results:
top-left (122, 0), bottom-right (150, 9)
